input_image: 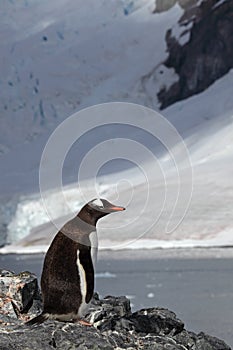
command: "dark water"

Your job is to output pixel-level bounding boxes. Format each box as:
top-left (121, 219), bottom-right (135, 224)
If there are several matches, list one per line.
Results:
top-left (0, 251), bottom-right (232, 347)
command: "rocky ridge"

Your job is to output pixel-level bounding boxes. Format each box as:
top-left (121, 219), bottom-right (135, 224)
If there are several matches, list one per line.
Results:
top-left (154, 0), bottom-right (233, 108)
top-left (154, 0), bottom-right (200, 13)
top-left (0, 269), bottom-right (231, 350)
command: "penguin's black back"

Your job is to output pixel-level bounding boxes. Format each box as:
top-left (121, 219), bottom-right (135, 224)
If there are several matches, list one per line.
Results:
top-left (41, 230), bottom-right (94, 316)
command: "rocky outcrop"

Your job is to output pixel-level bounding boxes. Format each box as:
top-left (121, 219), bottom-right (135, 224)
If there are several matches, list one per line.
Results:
top-left (0, 269), bottom-right (41, 322)
top-left (0, 270), bottom-right (231, 350)
top-left (157, 0), bottom-right (233, 109)
top-left (154, 0), bottom-right (199, 12)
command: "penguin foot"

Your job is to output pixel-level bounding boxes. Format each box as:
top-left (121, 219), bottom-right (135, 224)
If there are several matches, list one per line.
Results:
top-left (77, 319), bottom-right (92, 326)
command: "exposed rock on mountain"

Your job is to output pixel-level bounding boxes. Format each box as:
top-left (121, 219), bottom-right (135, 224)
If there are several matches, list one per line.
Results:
top-left (157, 0), bottom-right (233, 108)
top-left (0, 270), bottom-right (231, 350)
top-left (154, 0), bottom-right (199, 13)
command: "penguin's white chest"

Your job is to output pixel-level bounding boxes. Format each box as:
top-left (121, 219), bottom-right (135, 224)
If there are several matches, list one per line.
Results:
top-left (76, 250), bottom-right (89, 317)
top-left (76, 231), bottom-right (98, 318)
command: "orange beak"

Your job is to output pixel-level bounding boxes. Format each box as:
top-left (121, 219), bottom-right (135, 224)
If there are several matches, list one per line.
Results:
top-left (110, 206), bottom-right (125, 212)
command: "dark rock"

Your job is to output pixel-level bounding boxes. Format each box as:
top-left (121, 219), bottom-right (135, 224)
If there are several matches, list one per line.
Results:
top-left (0, 270), bottom-right (231, 349)
top-left (0, 269), bottom-right (42, 321)
top-left (86, 294), bottom-right (131, 327)
top-left (157, 0), bottom-right (233, 109)
top-left (154, 0), bottom-right (177, 12)
top-left (154, 0), bottom-right (199, 12)
top-left (127, 308), bottom-right (184, 335)
top-left (175, 330), bottom-right (232, 350)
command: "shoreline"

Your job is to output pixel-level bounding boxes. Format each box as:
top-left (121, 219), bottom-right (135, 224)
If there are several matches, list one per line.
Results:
top-left (98, 247), bottom-right (233, 259)
top-left (1, 246), bottom-right (233, 260)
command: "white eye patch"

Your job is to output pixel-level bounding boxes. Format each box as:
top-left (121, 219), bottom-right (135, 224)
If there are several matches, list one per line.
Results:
top-left (92, 198), bottom-right (104, 208)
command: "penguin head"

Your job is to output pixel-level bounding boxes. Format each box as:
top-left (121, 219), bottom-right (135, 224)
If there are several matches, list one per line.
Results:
top-left (78, 198), bottom-right (125, 225)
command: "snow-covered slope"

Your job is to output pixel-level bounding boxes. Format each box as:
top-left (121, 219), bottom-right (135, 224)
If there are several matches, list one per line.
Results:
top-left (0, 0), bottom-right (182, 193)
top-left (2, 69), bottom-right (233, 253)
top-left (1, 0), bottom-right (233, 252)
top-left (0, 0), bottom-right (182, 247)
top-left (0, 0), bottom-right (179, 149)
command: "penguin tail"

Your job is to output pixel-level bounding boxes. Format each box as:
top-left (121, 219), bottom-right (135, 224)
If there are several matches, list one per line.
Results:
top-left (25, 313), bottom-right (49, 326)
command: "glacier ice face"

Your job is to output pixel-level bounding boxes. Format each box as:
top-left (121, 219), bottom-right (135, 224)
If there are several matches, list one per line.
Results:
top-left (6, 190), bottom-right (83, 244)
top-left (7, 195), bottom-right (46, 244)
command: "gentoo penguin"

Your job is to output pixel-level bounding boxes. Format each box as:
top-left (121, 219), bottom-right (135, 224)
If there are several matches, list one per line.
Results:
top-left (26, 198), bottom-right (125, 325)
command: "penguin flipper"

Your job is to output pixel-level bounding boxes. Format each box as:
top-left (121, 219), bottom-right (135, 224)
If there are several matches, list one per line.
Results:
top-left (25, 313), bottom-right (48, 326)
